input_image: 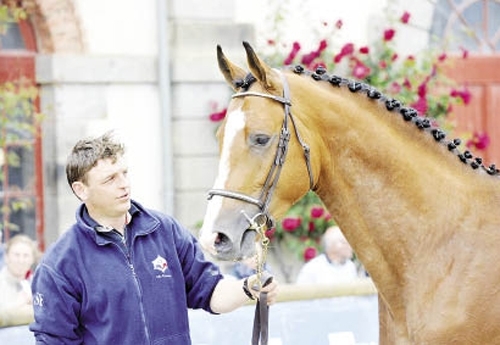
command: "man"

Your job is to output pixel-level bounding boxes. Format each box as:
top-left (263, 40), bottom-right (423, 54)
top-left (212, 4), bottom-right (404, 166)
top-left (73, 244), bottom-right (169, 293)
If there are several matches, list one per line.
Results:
top-left (296, 226), bottom-right (358, 284)
top-left (30, 131), bottom-right (277, 344)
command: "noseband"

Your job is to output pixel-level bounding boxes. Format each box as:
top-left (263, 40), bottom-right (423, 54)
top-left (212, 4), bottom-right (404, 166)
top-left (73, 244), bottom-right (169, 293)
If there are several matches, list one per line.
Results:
top-left (207, 71), bottom-right (314, 229)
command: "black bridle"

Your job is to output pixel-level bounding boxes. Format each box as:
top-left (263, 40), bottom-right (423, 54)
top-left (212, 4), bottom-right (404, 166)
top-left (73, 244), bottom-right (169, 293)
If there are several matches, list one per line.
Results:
top-left (207, 71), bottom-right (314, 229)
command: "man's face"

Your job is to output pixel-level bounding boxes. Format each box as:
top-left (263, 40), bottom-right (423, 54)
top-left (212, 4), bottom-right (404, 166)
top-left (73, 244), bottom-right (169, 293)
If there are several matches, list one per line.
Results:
top-left (73, 156), bottom-right (131, 222)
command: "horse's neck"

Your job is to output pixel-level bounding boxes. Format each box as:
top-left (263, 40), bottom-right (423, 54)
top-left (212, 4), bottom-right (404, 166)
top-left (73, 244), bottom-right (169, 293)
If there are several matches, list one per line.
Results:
top-left (300, 82), bottom-right (500, 297)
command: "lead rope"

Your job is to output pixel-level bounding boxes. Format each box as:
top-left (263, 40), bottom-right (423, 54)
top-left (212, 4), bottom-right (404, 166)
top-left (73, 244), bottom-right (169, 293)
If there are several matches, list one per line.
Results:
top-left (250, 220), bottom-right (272, 345)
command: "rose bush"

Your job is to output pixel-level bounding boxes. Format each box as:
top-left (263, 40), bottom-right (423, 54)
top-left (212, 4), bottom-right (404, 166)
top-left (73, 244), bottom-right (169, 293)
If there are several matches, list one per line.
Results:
top-left (265, 191), bottom-right (335, 262)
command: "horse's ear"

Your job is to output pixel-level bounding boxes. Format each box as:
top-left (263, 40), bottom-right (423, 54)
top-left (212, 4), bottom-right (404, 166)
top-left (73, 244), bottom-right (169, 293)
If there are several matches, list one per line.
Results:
top-left (217, 45), bottom-right (248, 91)
top-left (242, 41), bottom-right (277, 91)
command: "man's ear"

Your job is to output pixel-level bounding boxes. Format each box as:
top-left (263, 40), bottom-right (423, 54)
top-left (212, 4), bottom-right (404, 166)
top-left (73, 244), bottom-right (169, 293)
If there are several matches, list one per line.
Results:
top-left (72, 181), bottom-right (87, 201)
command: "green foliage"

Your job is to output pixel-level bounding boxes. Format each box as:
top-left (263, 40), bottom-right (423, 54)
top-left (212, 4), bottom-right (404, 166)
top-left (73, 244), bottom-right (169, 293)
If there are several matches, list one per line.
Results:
top-left (267, 191), bottom-right (334, 262)
top-left (0, 4), bottom-right (41, 235)
top-left (0, 3), bottom-right (26, 34)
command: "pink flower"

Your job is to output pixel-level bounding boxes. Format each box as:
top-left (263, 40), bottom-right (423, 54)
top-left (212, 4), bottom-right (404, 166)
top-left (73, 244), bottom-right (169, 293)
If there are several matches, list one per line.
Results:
top-left (352, 60), bottom-right (371, 79)
top-left (301, 52), bottom-right (318, 66)
top-left (340, 43), bottom-right (354, 55)
top-left (308, 221), bottom-right (315, 233)
top-left (318, 39), bottom-right (328, 51)
top-left (411, 96), bottom-right (428, 114)
top-left (209, 108), bottom-right (227, 122)
top-left (284, 42), bottom-right (301, 65)
top-left (310, 206), bottom-right (325, 218)
top-left (301, 40), bottom-right (328, 66)
top-left (303, 247), bottom-right (317, 262)
top-left (389, 82), bottom-right (401, 94)
top-left (467, 132), bottom-right (490, 150)
top-left (282, 217), bottom-right (302, 232)
top-left (359, 46), bottom-right (369, 54)
top-left (265, 227), bottom-right (276, 241)
top-left (450, 88), bottom-right (472, 105)
top-left (400, 11), bottom-right (411, 24)
top-left (334, 43), bottom-right (354, 63)
top-left (403, 78), bottom-right (411, 89)
top-left (438, 53), bottom-right (447, 62)
top-left (335, 19), bottom-right (343, 29)
top-left (383, 28), bottom-right (395, 41)
top-left (417, 82), bottom-right (427, 98)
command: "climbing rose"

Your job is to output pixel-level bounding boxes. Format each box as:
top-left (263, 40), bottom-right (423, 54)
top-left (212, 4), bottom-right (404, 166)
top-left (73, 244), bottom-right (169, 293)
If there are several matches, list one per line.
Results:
top-left (411, 96), bottom-right (428, 114)
top-left (334, 43), bottom-right (354, 63)
top-left (383, 28), bottom-right (395, 41)
top-left (301, 39), bottom-right (328, 66)
top-left (209, 108), bottom-right (227, 122)
top-left (400, 11), bottom-right (410, 24)
top-left (352, 60), bottom-right (371, 79)
top-left (467, 132), bottom-right (490, 150)
top-left (359, 46), bottom-right (369, 54)
top-left (282, 217), bottom-right (302, 232)
top-left (265, 227), bottom-right (276, 241)
top-left (450, 88), bottom-right (472, 105)
top-left (310, 206), bottom-right (325, 218)
top-left (284, 42), bottom-right (301, 65)
top-left (303, 247), bottom-right (317, 262)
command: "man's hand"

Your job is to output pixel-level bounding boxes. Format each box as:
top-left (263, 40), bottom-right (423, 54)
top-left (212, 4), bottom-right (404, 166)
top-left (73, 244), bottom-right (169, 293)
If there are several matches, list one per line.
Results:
top-left (246, 272), bottom-right (278, 305)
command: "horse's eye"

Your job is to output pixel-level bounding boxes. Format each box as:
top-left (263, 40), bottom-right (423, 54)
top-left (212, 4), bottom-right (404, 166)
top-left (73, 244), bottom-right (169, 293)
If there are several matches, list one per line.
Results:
top-left (250, 134), bottom-right (271, 147)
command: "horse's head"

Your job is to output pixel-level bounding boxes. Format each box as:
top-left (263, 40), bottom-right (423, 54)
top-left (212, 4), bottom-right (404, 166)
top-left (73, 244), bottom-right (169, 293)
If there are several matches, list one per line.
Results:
top-left (199, 42), bottom-right (315, 260)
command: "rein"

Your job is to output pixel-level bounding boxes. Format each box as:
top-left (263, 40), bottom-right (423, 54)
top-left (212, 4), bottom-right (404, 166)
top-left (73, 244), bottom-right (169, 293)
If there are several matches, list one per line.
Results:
top-left (207, 71), bottom-right (314, 345)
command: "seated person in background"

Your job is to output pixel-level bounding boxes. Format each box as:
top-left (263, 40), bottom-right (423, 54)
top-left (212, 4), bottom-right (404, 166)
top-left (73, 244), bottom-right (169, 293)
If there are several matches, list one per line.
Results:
top-left (0, 234), bottom-right (38, 327)
top-left (296, 226), bottom-right (358, 285)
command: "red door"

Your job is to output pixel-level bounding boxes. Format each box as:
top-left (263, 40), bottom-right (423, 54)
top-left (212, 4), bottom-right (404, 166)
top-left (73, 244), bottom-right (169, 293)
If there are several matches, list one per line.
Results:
top-left (450, 56), bottom-right (500, 168)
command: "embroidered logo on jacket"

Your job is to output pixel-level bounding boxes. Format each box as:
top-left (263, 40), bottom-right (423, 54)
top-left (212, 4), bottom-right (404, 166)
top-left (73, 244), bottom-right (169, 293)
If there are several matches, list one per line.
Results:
top-left (33, 292), bottom-right (44, 307)
top-left (152, 255), bottom-right (168, 273)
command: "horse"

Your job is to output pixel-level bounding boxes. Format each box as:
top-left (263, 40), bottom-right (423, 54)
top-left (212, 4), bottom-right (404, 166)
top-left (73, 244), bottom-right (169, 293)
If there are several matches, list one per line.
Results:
top-left (198, 41), bottom-right (500, 344)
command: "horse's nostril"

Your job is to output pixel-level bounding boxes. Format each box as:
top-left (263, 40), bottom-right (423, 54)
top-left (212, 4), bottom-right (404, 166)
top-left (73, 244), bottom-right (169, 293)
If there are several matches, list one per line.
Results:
top-left (214, 233), bottom-right (231, 251)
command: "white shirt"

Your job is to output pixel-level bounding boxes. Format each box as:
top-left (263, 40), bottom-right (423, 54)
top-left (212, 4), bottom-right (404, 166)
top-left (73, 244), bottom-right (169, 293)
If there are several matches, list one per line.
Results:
top-left (296, 253), bottom-right (358, 285)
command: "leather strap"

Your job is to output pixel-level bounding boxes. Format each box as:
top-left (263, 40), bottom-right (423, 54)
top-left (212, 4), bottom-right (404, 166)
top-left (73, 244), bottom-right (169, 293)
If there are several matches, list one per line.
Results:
top-left (251, 291), bottom-right (269, 345)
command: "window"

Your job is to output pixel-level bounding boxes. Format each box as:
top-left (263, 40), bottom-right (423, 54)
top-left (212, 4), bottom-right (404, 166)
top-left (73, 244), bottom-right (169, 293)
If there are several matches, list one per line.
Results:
top-left (431, 0), bottom-right (500, 53)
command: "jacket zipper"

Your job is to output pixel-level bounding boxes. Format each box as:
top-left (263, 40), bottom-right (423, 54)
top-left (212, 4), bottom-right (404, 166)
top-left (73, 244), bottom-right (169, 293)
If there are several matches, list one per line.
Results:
top-left (113, 237), bottom-right (152, 344)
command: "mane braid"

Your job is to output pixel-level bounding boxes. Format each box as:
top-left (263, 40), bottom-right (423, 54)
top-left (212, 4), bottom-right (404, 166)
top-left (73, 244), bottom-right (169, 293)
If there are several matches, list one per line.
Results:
top-left (234, 73), bottom-right (257, 91)
top-left (287, 64), bottom-right (500, 177)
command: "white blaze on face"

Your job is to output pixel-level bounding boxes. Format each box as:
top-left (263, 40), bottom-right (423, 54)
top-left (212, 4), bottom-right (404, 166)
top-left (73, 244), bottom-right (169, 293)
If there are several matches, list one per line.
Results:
top-left (199, 107), bottom-right (246, 251)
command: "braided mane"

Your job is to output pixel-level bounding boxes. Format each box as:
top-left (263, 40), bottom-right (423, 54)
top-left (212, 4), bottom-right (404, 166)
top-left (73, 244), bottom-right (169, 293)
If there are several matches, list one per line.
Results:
top-left (287, 64), bottom-right (500, 176)
top-left (286, 65), bottom-right (500, 176)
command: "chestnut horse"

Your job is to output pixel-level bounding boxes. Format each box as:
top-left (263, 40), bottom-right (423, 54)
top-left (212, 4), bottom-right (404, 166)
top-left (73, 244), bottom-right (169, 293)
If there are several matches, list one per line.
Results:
top-left (198, 42), bottom-right (500, 344)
